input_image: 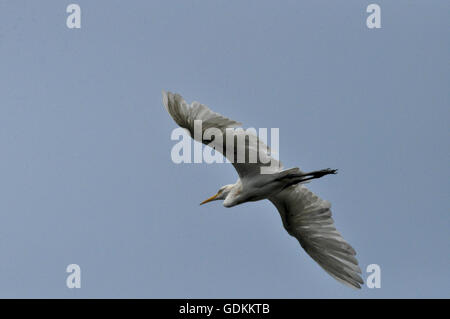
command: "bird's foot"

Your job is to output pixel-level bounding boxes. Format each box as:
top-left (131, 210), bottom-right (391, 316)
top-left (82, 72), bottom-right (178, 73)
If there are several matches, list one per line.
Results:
top-left (308, 168), bottom-right (338, 179)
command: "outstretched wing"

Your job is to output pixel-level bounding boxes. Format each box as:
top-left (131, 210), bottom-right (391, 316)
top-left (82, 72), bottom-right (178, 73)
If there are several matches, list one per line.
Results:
top-left (163, 91), bottom-right (282, 178)
top-left (269, 185), bottom-right (363, 289)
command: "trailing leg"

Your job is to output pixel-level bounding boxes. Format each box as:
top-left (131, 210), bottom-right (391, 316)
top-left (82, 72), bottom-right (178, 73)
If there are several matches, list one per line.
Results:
top-left (277, 168), bottom-right (338, 189)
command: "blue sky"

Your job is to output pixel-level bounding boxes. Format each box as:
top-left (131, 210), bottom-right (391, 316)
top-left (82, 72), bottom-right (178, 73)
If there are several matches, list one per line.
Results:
top-left (0, 1), bottom-right (448, 298)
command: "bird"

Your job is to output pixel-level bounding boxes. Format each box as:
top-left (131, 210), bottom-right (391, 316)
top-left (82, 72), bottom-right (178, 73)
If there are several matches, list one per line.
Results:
top-left (162, 91), bottom-right (363, 289)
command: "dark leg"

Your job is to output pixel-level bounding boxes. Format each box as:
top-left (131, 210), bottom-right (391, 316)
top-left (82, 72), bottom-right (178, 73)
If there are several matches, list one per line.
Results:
top-left (301, 168), bottom-right (338, 180)
top-left (282, 168), bottom-right (338, 188)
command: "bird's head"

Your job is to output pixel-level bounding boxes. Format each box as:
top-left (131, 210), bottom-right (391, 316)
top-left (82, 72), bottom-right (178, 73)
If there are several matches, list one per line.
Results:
top-left (200, 184), bottom-right (234, 205)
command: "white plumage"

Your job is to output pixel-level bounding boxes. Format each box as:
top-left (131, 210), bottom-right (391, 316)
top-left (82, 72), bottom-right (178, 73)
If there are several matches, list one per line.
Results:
top-left (163, 91), bottom-right (363, 289)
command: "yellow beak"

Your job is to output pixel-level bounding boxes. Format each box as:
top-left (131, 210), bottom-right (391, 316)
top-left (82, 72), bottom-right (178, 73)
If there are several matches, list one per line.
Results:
top-left (200, 193), bottom-right (219, 205)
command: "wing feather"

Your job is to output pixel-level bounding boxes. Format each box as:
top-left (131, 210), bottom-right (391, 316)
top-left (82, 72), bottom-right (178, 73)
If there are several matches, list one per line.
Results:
top-left (163, 91), bottom-right (282, 178)
top-left (269, 185), bottom-right (363, 289)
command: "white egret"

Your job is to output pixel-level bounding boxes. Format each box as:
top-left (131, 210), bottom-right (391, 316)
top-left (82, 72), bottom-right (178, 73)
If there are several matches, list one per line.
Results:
top-left (163, 91), bottom-right (363, 289)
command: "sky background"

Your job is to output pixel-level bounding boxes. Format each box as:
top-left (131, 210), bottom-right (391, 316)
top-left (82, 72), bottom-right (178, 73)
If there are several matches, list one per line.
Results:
top-left (0, 1), bottom-right (448, 298)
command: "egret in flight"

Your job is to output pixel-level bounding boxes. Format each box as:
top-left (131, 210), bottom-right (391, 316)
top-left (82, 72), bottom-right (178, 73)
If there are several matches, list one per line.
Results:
top-left (163, 91), bottom-right (363, 289)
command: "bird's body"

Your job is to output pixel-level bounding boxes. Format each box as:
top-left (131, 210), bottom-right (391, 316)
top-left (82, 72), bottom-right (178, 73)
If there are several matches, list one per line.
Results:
top-left (163, 91), bottom-right (363, 289)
